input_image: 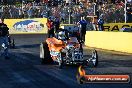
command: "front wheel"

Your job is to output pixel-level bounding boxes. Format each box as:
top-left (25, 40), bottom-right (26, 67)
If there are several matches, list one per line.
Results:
top-left (91, 49), bottom-right (98, 67)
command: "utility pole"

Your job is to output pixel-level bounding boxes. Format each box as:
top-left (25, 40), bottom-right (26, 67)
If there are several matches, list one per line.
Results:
top-left (125, 0), bottom-right (127, 23)
top-left (22, 0), bottom-right (23, 11)
top-left (93, 2), bottom-right (96, 15)
top-left (68, 7), bottom-right (71, 24)
top-left (68, 2), bottom-right (72, 24)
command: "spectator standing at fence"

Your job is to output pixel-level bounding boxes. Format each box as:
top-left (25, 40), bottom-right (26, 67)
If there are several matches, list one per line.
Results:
top-left (18, 7), bottom-right (23, 18)
top-left (97, 16), bottom-right (104, 31)
top-left (77, 16), bottom-right (88, 43)
top-left (46, 17), bottom-right (54, 38)
top-left (0, 18), bottom-right (10, 59)
top-left (54, 16), bottom-right (60, 33)
top-left (27, 6), bottom-right (33, 18)
top-left (60, 11), bottom-right (65, 23)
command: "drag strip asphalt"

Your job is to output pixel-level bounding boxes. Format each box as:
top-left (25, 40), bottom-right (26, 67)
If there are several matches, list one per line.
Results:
top-left (0, 34), bottom-right (131, 88)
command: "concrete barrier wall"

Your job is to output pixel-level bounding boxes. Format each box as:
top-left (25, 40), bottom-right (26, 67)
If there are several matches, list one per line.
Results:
top-left (4, 18), bottom-right (48, 34)
top-left (85, 31), bottom-right (132, 53)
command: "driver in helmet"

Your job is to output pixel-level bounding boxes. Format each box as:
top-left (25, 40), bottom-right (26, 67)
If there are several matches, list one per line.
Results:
top-left (56, 28), bottom-right (69, 40)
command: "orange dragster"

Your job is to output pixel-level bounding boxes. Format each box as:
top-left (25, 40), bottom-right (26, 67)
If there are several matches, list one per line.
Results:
top-left (40, 29), bottom-right (98, 69)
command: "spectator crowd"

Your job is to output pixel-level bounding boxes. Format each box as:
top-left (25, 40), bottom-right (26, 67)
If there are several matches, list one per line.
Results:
top-left (0, 0), bottom-right (125, 23)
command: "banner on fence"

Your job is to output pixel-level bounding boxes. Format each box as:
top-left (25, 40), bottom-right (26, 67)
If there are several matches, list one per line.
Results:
top-left (4, 18), bottom-right (48, 34)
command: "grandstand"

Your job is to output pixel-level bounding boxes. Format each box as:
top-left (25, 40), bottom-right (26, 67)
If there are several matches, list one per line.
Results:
top-left (0, 0), bottom-right (131, 23)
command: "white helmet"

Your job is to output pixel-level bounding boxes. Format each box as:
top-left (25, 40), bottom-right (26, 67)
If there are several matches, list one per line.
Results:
top-left (58, 31), bottom-right (66, 40)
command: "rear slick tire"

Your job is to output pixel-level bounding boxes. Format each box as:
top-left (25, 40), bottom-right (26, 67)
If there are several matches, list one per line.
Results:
top-left (40, 42), bottom-right (53, 64)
